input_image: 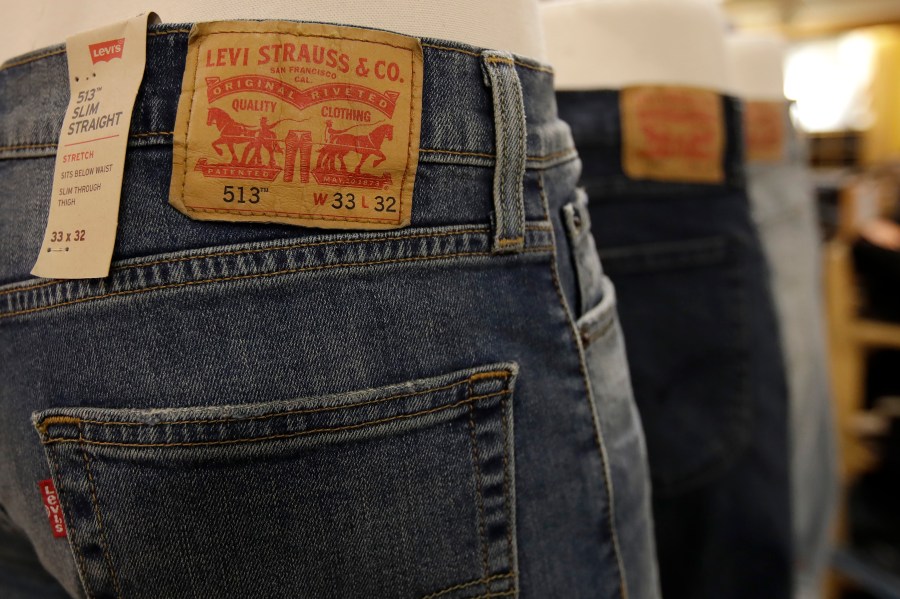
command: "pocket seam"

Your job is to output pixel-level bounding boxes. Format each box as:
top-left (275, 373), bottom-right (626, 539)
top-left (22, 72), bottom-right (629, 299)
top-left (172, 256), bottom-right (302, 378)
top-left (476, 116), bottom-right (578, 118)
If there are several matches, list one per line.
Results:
top-left (40, 389), bottom-right (512, 449)
top-left (78, 425), bottom-right (123, 599)
top-left (421, 572), bottom-right (517, 599)
top-left (37, 372), bottom-right (513, 433)
top-left (45, 442), bottom-right (95, 599)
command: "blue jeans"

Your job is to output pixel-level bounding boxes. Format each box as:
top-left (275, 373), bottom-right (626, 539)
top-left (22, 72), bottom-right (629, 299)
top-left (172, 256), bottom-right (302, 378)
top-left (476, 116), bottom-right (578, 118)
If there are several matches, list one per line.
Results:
top-left (557, 90), bottom-right (791, 598)
top-left (746, 106), bottom-right (838, 599)
top-left (0, 23), bottom-right (658, 599)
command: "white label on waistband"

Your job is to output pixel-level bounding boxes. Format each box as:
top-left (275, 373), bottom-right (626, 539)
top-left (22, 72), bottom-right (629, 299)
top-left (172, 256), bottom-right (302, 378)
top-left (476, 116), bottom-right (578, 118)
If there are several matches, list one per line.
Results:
top-left (31, 14), bottom-right (151, 279)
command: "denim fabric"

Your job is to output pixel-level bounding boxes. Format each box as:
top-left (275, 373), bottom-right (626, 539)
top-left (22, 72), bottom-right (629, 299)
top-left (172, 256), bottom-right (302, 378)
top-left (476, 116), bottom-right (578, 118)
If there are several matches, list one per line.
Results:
top-left (0, 22), bottom-right (659, 599)
top-left (745, 107), bottom-right (838, 599)
top-left (557, 90), bottom-right (791, 598)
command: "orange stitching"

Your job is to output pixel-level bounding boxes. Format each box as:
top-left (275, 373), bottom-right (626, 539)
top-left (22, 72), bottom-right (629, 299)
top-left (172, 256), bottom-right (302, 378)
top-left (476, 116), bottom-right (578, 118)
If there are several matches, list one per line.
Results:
top-left (485, 56), bottom-right (514, 66)
top-left (0, 48), bottom-right (65, 70)
top-left (87, 228), bottom-right (484, 277)
top-left (0, 279), bottom-right (59, 298)
top-left (131, 131), bottom-right (174, 138)
top-left (78, 425), bottom-right (123, 598)
top-left (472, 591), bottom-right (517, 599)
top-left (469, 371), bottom-right (509, 383)
top-left (1, 229), bottom-right (485, 297)
top-left (497, 237), bottom-right (524, 246)
top-left (0, 247), bottom-right (553, 319)
top-left (422, 148), bottom-right (494, 159)
top-left (35, 416), bottom-right (81, 435)
top-left (421, 573), bottom-right (515, 599)
top-left (46, 444), bottom-right (94, 599)
top-left (42, 371), bottom-right (511, 429)
top-left (468, 400), bottom-right (490, 578)
top-left (539, 171), bottom-right (628, 599)
top-left (148, 28), bottom-right (191, 36)
top-left (43, 390), bottom-right (512, 448)
top-left (2, 226), bottom-right (548, 297)
top-left (500, 394), bottom-right (516, 581)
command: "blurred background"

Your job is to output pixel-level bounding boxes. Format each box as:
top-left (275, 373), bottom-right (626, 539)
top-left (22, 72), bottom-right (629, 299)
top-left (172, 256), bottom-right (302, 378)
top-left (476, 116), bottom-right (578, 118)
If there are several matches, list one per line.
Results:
top-left (724, 1), bottom-right (900, 597)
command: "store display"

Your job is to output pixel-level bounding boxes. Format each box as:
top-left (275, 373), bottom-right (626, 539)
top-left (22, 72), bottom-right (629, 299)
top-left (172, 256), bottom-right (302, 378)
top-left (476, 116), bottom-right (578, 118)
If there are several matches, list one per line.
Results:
top-left (546, 2), bottom-right (791, 597)
top-left (729, 33), bottom-right (840, 599)
top-left (1, 0), bottom-right (890, 597)
top-left (0, 16), bottom-right (658, 599)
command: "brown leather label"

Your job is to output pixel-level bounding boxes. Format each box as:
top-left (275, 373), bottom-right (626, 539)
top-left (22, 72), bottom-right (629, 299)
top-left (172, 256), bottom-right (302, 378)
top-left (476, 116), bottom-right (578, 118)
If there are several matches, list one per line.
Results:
top-left (744, 100), bottom-right (785, 163)
top-left (620, 86), bottom-right (725, 184)
top-left (169, 21), bottom-right (423, 229)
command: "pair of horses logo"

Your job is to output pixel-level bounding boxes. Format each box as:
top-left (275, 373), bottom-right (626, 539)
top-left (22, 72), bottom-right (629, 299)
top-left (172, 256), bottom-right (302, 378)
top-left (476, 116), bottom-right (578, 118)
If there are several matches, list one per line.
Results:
top-left (205, 107), bottom-right (393, 176)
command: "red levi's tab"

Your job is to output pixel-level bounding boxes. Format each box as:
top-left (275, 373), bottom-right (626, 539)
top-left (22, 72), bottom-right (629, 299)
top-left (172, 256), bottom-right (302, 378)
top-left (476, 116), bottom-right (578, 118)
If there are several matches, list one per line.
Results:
top-left (38, 479), bottom-right (67, 538)
top-left (89, 38), bottom-right (125, 64)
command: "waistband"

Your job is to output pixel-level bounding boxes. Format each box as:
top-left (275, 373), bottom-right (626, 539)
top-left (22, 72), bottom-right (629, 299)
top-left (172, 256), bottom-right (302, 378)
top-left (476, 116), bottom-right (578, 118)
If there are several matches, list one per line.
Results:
top-left (555, 89), bottom-right (745, 191)
top-left (0, 22), bottom-right (575, 169)
top-left (745, 101), bottom-right (808, 168)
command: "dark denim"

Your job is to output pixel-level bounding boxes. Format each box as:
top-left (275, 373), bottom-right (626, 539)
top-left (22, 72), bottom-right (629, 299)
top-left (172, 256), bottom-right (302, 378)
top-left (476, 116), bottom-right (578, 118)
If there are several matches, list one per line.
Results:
top-left (746, 106), bottom-right (837, 599)
top-left (0, 23), bottom-right (659, 599)
top-left (557, 90), bottom-right (791, 598)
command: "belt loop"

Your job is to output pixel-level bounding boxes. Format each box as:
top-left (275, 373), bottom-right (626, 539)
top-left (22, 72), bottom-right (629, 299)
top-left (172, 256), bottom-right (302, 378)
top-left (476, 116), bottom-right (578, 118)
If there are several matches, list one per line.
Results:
top-left (482, 50), bottom-right (526, 253)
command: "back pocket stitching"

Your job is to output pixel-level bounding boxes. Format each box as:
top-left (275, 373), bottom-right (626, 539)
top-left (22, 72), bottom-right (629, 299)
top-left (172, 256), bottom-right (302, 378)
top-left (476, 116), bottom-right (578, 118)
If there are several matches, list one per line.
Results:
top-left (40, 376), bottom-right (492, 431)
top-left (467, 398), bottom-right (491, 578)
top-left (40, 389), bottom-right (513, 448)
top-left (46, 442), bottom-right (95, 599)
top-left (77, 423), bottom-right (124, 599)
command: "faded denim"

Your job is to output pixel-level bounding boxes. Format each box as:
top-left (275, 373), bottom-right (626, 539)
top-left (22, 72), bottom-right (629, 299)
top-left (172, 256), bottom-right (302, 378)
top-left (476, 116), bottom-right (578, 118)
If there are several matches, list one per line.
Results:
top-left (557, 90), bottom-right (791, 599)
top-left (0, 22), bottom-right (659, 599)
top-left (745, 105), bottom-right (838, 599)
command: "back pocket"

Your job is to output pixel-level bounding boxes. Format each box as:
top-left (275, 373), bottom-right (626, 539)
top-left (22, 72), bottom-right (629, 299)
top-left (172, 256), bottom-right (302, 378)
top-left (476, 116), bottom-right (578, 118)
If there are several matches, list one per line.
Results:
top-left (33, 364), bottom-right (519, 599)
top-left (599, 236), bottom-right (752, 495)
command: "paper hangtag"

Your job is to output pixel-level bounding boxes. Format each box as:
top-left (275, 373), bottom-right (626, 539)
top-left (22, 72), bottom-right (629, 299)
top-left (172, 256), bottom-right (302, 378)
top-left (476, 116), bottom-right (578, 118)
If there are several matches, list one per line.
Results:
top-left (744, 100), bottom-right (786, 163)
top-left (31, 14), bottom-right (151, 279)
top-left (168, 21), bottom-right (423, 230)
top-left (620, 86), bottom-right (725, 184)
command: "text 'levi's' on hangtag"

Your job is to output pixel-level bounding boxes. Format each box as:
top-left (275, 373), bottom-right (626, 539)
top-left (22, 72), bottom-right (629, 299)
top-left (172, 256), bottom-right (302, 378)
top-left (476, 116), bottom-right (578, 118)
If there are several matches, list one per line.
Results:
top-left (168, 21), bottom-right (423, 230)
top-left (31, 14), bottom-right (151, 279)
top-left (620, 86), bottom-right (725, 184)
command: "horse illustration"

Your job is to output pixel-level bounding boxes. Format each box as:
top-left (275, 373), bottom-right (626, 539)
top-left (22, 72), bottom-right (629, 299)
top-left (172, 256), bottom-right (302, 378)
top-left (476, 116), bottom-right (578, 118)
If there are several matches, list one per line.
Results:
top-left (315, 121), bottom-right (393, 174)
top-left (207, 107), bottom-right (257, 165)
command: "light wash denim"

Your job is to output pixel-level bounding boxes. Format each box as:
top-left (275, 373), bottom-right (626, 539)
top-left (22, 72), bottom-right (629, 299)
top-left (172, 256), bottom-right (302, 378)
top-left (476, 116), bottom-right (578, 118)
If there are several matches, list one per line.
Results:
top-left (745, 105), bottom-right (838, 599)
top-left (557, 90), bottom-right (792, 599)
top-left (0, 22), bottom-right (659, 599)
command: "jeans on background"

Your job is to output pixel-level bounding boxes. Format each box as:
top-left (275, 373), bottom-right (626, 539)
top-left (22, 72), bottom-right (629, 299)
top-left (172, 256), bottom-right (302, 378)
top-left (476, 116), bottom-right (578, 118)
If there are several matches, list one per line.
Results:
top-left (745, 106), bottom-right (838, 599)
top-left (0, 23), bottom-right (659, 599)
top-left (557, 90), bottom-right (791, 599)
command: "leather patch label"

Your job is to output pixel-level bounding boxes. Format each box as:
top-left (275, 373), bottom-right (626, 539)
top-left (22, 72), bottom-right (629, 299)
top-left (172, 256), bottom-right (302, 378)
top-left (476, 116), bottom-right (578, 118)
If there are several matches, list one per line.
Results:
top-left (620, 86), bottom-right (725, 184)
top-left (744, 100), bottom-right (785, 163)
top-left (169, 21), bottom-right (423, 229)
